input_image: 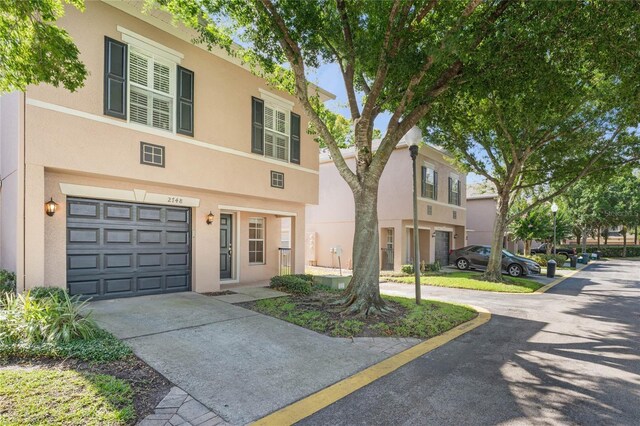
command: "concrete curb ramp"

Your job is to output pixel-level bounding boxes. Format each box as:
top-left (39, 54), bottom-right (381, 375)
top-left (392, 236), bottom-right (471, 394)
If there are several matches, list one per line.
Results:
top-left (252, 306), bottom-right (492, 426)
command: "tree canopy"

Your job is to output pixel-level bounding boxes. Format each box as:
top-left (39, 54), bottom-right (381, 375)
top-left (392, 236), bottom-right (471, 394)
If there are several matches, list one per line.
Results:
top-left (0, 0), bottom-right (87, 93)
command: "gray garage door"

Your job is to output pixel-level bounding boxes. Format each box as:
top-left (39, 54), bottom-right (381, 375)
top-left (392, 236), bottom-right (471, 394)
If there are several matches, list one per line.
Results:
top-left (434, 231), bottom-right (451, 266)
top-left (66, 198), bottom-right (191, 300)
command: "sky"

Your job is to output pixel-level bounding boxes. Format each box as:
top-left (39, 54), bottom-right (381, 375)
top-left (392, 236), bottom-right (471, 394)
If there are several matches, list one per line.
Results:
top-left (309, 64), bottom-right (484, 185)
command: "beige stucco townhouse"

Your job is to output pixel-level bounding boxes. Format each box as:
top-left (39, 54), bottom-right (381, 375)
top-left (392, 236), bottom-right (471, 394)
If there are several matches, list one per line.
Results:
top-left (306, 139), bottom-right (467, 272)
top-left (0, 0), bottom-right (334, 299)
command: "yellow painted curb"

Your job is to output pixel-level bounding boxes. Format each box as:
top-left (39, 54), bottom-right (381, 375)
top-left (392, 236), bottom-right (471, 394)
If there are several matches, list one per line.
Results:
top-left (534, 264), bottom-right (588, 294)
top-left (252, 306), bottom-right (491, 426)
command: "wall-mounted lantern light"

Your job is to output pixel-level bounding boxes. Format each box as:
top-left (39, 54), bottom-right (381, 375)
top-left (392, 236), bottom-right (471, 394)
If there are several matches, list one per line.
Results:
top-left (206, 211), bottom-right (215, 225)
top-left (454, 234), bottom-right (459, 239)
top-left (45, 198), bottom-right (58, 217)
top-left (432, 232), bottom-right (436, 238)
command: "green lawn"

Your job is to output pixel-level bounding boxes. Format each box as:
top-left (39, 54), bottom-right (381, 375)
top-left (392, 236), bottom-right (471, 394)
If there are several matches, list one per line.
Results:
top-left (0, 368), bottom-right (135, 426)
top-left (386, 271), bottom-right (543, 293)
top-left (249, 293), bottom-right (477, 338)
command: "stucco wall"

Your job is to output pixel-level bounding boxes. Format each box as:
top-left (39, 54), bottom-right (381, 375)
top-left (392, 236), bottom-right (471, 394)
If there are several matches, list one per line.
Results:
top-left (38, 172), bottom-right (304, 292)
top-left (0, 93), bottom-right (24, 285)
top-left (467, 197), bottom-right (497, 246)
top-left (306, 144), bottom-right (466, 270)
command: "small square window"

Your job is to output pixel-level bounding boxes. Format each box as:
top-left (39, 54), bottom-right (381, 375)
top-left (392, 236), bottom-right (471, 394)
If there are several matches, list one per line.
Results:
top-left (140, 142), bottom-right (165, 167)
top-left (453, 210), bottom-right (457, 219)
top-left (427, 205), bottom-right (433, 215)
top-left (271, 171), bottom-right (284, 189)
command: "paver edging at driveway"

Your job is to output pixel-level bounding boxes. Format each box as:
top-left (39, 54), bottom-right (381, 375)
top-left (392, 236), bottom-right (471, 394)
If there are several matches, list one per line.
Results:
top-left (252, 306), bottom-right (492, 426)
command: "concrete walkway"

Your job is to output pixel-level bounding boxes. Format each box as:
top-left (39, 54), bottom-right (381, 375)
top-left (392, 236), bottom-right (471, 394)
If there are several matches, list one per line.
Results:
top-left (90, 293), bottom-right (388, 425)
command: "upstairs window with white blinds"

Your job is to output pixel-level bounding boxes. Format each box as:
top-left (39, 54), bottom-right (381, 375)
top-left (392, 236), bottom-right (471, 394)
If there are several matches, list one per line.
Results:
top-left (264, 104), bottom-right (289, 162)
top-left (128, 49), bottom-right (174, 132)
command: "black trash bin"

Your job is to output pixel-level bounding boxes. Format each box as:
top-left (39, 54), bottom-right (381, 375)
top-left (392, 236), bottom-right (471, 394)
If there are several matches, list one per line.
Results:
top-left (570, 255), bottom-right (577, 268)
top-left (547, 259), bottom-right (557, 278)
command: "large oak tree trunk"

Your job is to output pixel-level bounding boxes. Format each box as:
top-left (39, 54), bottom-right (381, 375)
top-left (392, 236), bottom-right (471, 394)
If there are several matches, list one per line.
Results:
top-left (622, 226), bottom-right (627, 257)
top-left (524, 240), bottom-right (532, 257)
top-left (339, 182), bottom-right (389, 316)
top-left (484, 194), bottom-right (509, 282)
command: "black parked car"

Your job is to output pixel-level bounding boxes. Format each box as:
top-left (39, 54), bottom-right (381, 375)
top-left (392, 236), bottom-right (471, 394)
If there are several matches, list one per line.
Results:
top-left (450, 245), bottom-right (541, 277)
top-left (530, 243), bottom-right (576, 258)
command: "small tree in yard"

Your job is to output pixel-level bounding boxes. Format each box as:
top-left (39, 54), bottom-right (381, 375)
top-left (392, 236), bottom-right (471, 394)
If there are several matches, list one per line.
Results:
top-left (155, 0), bottom-right (640, 309)
top-left (426, 2), bottom-right (640, 282)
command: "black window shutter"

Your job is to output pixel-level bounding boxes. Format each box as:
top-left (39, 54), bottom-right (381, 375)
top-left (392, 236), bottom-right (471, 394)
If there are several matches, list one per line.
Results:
top-left (421, 166), bottom-right (427, 197)
top-left (104, 37), bottom-right (127, 119)
top-left (290, 112), bottom-right (301, 164)
top-left (448, 177), bottom-right (453, 204)
top-left (177, 66), bottom-right (194, 136)
top-left (251, 97), bottom-right (264, 154)
top-left (433, 170), bottom-right (438, 200)
top-left (457, 179), bottom-right (462, 206)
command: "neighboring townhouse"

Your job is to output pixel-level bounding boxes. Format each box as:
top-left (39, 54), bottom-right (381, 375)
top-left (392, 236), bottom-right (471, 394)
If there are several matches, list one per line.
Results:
top-left (0, 1), bottom-right (333, 299)
top-left (466, 191), bottom-right (521, 253)
top-left (306, 138), bottom-right (467, 271)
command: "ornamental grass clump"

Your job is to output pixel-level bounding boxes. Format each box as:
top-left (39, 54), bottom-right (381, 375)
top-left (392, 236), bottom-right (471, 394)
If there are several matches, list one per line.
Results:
top-left (0, 290), bottom-right (97, 345)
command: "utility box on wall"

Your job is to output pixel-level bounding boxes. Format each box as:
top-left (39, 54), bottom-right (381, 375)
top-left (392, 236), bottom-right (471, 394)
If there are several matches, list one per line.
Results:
top-left (313, 275), bottom-right (350, 290)
top-left (306, 232), bottom-right (317, 265)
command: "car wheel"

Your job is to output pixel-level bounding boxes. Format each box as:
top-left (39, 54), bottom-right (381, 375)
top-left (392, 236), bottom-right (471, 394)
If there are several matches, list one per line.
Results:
top-left (508, 264), bottom-right (523, 277)
top-left (456, 258), bottom-right (469, 270)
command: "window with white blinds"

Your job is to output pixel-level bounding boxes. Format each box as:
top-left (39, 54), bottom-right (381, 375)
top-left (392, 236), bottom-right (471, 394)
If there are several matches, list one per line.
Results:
top-left (128, 49), bottom-right (174, 132)
top-left (264, 104), bottom-right (289, 162)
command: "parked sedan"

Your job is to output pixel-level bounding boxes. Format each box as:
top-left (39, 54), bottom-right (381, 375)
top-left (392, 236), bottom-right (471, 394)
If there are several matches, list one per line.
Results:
top-left (450, 245), bottom-right (541, 277)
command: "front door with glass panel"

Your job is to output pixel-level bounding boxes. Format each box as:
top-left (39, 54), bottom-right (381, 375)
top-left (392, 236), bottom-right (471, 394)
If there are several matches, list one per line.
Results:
top-left (220, 214), bottom-right (233, 279)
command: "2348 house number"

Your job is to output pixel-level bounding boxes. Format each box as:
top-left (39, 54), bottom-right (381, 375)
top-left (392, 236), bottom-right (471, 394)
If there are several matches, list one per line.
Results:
top-left (167, 197), bottom-right (184, 204)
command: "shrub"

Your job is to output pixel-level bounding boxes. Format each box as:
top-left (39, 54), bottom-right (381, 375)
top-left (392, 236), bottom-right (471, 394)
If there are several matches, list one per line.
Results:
top-left (0, 269), bottom-right (16, 296)
top-left (575, 245), bottom-right (640, 258)
top-left (270, 275), bottom-right (312, 294)
top-left (401, 264), bottom-right (414, 274)
top-left (425, 261), bottom-right (441, 272)
top-left (0, 291), bottom-right (97, 345)
top-left (29, 287), bottom-right (68, 300)
top-left (529, 254), bottom-right (568, 267)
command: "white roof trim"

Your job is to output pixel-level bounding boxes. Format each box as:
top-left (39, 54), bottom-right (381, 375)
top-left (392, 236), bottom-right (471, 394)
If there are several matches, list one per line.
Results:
top-left (218, 205), bottom-right (297, 217)
top-left (259, 88), bottom-right (295, 111)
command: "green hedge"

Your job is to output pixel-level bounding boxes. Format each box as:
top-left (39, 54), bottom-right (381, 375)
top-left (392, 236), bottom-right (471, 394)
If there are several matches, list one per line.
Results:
top-left (571, 245), bottom-right (640, 258)
top-left (527, 254), bottom-right (569, 267)
top-left (270, 274), bottom-right (313, 295)
top-left (0, 270), bottom-right (16, 296)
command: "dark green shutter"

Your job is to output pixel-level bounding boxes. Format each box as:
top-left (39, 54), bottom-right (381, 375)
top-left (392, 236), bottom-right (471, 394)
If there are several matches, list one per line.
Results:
top-left (421, 166), bottom-right (427, 197)
top-left (104, 37), bottom-right (127, 119)
top-left (290, 112), bottom-right (301, 164)
top-left (177, 66), bottom-right (194, 136)
top-left (433, 170), bottom-right (438, 200)
top-left (251, 97), bottom-right (264, 154)
top-left (448, 177), bottom-right (453, 204)
top-left (457, 179), bottom-right (462, 206)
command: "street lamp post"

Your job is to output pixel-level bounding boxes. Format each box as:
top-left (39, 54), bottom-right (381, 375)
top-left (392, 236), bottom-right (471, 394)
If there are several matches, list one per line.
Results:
top-left (407, 126), bottom-right (423, 305)
top-left (551, 202), bottom-right (559, 256)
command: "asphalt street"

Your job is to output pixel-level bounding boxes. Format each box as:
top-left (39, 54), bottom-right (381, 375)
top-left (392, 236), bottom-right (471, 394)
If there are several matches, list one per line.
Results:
top-left (299, 259), bottom-right (640, 425)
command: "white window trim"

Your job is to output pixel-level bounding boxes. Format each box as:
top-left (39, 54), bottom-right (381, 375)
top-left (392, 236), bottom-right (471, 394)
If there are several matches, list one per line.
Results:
top-left (263, 103), bottom-right (290, 162)
top-left (249, 217), bottom-right (266, 265)
top-left (259, 88), bottom-right (294, 111)
top-left (118, 26), bottom-right (183, 64)
top-left (450, 173), bottom-right (460, 193)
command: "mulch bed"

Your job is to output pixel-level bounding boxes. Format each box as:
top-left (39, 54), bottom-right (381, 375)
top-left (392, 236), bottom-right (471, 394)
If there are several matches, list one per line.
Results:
top-left (202, 290), bottom-right (237, 296)
top-left (0, 355), bottom-right (172, 424)
top-left (239, 290), bottom-right (412, 338)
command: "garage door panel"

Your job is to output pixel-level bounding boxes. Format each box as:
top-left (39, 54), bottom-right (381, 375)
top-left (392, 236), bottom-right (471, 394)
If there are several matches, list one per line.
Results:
top-left (105, 204), bottom-right (133, 220)
top-left (68, 280), bottom-right (100, 296)
top-left (68, 254), bottom-right (99, 271)
top-left (105, 278), bottom-right (134, 294)
top-left (166, 274), bottom-right (189, 289)
top-left (67, 198), bottom-right (191, 299)
top-left (68, 228), bottom-right (100, 244)
top-left (138, 207), bottom-right (162, 221)
top-left (68, 201), bottom-right (99, 218)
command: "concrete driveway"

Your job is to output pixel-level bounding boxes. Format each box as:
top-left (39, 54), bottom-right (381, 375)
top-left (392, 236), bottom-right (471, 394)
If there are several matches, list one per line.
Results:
top-left (90, 292), bottom-right (385, 425)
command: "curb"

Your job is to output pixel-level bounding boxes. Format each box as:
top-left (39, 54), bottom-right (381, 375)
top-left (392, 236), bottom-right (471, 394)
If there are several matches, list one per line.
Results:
top-left (252, 306), bottom-right (491, 426)
top-left (534, 264), bottom-right (588, 294)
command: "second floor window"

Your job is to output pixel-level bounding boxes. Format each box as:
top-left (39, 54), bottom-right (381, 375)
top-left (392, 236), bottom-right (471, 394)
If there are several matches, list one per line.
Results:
top-left (104, 33), bottom-right (194, 137)
top-left (264, 104), bottom-right (289, 161)
top-left (129, 50), bottom-right (174, 131)
top-left (251, 96), bottom-right (301, 164)
top-left (448, 174), bottom-right (461, 206)
top-left (421, 164), bottom-right (437, 200)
